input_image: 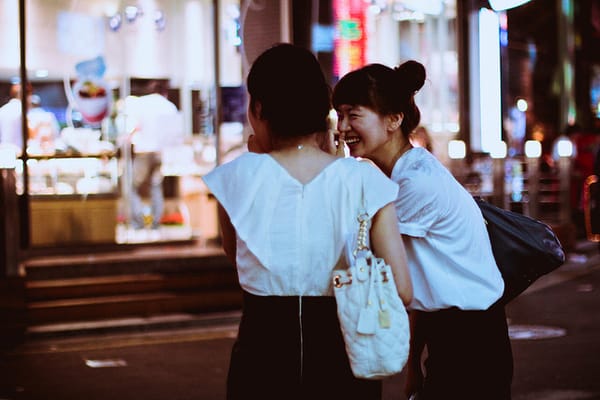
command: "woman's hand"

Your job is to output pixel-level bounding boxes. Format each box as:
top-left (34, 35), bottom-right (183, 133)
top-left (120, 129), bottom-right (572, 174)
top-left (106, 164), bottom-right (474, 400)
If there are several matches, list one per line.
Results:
top-left (319, 130), bottom-right (346, 157)
top-left (335, 136), bottom-right (346, 157)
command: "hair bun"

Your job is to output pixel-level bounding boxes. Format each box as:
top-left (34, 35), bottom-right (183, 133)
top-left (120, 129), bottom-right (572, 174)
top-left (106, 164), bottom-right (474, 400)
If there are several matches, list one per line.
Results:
top-left (394, 60), bottom-right (426, 93)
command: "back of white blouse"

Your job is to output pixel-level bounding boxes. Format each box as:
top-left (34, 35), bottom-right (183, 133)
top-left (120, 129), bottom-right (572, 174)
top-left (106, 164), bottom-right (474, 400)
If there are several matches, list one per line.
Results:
top-left (202, 153), bottom-right (398, 297)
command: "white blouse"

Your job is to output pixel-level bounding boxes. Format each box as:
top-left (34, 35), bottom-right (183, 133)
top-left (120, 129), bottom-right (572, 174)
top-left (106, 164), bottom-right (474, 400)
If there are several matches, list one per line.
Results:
top-left (391, 148), bottom-right (504, 311)
top-left (202, 153), bottom-right (398, 297)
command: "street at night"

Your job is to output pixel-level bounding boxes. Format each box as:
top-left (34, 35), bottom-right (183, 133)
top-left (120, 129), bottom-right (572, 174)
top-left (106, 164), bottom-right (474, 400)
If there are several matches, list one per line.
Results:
top-left (1, 242), bottom-right (600, 400)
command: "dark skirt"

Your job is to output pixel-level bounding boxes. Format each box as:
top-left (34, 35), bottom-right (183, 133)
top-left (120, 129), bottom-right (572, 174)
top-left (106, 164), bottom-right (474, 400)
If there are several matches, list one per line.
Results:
top-left (226, 291), bottom-right (382, 400)
top-left (417, 304), bottom-right (513, 400)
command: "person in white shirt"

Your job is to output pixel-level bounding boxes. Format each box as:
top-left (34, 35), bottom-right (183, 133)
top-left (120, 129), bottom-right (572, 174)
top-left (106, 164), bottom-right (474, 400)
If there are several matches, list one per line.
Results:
top-left (0, 83), bottom-right (31, 152)
top-left (123, 82), bottom-right (183, 229)
top-left (27, 94), bottom-right (61, 153)
top-left (333, 61), bottom-right (512, 400)
top-left (203, 43), bottom-right (412, 400)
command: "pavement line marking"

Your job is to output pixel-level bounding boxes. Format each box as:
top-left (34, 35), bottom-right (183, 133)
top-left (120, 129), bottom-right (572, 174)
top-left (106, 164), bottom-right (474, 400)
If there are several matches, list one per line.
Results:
top-left (8, 325), bottom-right (239, 355)
top-left (85, 358), bottom-right (128, 368)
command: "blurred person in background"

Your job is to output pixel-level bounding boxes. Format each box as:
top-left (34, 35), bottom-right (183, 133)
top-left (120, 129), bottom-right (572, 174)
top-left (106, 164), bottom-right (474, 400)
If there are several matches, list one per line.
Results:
top-left (123, 81), bottom-right (183, 229)
top-left (552, 123), bottom-right (596, 238)
top-left (27, 94), bottom-right (61, 154)
top-left (0, 82), bottom-right (32, 153)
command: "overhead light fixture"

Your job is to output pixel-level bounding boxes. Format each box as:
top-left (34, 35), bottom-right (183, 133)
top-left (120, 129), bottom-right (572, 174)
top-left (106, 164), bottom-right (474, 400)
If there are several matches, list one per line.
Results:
top-left (488, 0), bottom-right (532, 11)
top-left (107, 5), bottom-right (165, 32)
top-left (154, 10), bottom-right (166, 31)
top-left (125, 5), bottom-right (142, 23)
top-left (107, 13), bottom-right (122, 31)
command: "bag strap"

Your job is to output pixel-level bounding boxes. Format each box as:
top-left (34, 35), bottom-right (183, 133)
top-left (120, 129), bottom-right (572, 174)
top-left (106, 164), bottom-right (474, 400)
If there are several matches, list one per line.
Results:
top-left (354, 177), bottom-right (371, 255)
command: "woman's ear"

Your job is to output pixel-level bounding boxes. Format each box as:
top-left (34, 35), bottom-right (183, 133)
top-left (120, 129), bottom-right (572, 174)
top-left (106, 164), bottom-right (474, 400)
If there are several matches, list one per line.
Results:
top-left (252, 100), bottom-right (264, 120)
top-left (386, 113), bottom-right (403, 132)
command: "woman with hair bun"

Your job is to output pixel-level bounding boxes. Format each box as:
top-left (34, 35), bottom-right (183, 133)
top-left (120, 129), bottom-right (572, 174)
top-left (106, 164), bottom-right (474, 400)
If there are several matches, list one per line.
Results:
top-left (333, 61), bottom-right (513, 400)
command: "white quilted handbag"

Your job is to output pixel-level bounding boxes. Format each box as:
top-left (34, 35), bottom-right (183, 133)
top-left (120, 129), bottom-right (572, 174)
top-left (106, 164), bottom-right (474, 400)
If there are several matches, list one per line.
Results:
top-left (332, 188), bottom-right (410, 380)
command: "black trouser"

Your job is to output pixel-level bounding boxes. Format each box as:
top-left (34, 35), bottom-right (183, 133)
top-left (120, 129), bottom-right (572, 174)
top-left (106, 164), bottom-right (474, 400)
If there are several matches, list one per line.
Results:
top-left (226, 291), bottom-right (382, 400)
top-left (418, 304), bottom-right (513, 400)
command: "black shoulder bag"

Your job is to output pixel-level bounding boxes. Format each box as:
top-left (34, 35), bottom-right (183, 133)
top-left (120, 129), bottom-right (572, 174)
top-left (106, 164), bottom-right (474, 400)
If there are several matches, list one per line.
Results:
top-left (474, 197), bottom-right (566, 305)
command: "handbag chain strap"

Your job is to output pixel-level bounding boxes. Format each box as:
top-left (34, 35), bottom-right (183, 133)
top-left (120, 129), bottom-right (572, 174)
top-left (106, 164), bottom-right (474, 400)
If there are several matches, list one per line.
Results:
top-left (355, 213), bottom-right (370, 254)
top-left (354, 178), bottom-right (370, 255)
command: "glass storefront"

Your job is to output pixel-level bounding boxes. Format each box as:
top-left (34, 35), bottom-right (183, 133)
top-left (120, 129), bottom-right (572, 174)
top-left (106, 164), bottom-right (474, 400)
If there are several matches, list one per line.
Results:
top-left (0, 0), bottom-right (247, 248)
top-left (0, 0), bottom-right (460, 251)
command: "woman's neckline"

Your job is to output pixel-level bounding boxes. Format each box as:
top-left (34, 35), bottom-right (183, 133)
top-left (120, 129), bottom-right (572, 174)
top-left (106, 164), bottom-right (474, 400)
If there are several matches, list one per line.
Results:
top-left (264, 153), bottom-right (345, 186)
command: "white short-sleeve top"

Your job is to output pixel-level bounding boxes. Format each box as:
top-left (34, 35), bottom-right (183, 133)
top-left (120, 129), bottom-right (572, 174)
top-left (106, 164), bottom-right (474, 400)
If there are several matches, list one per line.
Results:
top-left (391, 148), bottom-right (504, 311)
top-left (202, 153), bottom-right (398, 297)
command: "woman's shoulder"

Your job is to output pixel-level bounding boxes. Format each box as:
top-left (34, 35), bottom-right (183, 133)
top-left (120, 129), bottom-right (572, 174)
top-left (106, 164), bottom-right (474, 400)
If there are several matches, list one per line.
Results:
top-left (394, 148), bottom-right (443, 180)
top-left (204, 152), bottom-right (274, 187)
top-left (316, 157), bottom-right (382, 186)
top-left (211, 151), bottom-right (268, 172)
top-left (334, 156), bottom-right (383, 174)
top-left (228, 151), bottom-right (267, 165)
top-left (339, 157), bottom-right (398, 192)
top-left (392, 149), bottom-right (444, 197)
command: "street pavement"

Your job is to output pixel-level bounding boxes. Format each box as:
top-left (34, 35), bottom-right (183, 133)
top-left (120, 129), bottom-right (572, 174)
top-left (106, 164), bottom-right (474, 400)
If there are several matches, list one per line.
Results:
top-left (1, 242), bottom-right (600, 400)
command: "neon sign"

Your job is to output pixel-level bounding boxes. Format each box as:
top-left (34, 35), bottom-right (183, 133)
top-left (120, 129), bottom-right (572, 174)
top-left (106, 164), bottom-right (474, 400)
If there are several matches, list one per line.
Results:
top-left (333, 0), bottom-right (366, 79)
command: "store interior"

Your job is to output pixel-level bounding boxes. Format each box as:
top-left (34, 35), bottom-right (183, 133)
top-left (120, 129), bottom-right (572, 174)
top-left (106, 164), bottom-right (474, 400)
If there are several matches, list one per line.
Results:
top-left (0, 0), bottom-right (461, 250)
top-left (0, 0), bottom-right (249, 248)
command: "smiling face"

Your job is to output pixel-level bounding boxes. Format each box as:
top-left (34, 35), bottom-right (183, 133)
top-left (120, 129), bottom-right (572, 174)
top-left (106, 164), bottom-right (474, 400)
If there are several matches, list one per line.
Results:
top-left (336, 104), bottom-right (392, 159)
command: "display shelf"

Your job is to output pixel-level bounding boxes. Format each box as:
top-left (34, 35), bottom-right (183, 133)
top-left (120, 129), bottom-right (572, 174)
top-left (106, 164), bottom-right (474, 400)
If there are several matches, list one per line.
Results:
top-left (16, 152), bottom-right (121, 247)
top-left (18, 153), bottom-right (119, 197)
top-left (24, 150), bottom-right (118, 160)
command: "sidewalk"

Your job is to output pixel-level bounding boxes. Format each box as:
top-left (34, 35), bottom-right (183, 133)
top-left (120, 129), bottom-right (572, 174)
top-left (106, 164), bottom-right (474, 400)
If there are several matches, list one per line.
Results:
top-left (524, 239), bottom-right (600, 294)
top-left (2, 240), bottom-right (599, 400)
top-left (17, 239), bottom-right (600, 348)
top-left (23, 239), bottom-right (600, 341)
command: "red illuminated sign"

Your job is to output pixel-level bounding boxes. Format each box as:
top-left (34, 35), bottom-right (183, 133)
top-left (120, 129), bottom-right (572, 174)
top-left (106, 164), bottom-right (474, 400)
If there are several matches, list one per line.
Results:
top-left (333, 0), bottom-right (367, 79)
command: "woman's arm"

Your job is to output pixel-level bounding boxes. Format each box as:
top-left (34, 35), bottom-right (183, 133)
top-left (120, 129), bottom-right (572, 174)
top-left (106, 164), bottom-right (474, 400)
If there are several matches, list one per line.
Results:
top-left (370, 203), bottom-right (413, 305)
top-left (217, 203), bottom-right (236, 266)
top-left (372, 202), bottom-right (420, 395)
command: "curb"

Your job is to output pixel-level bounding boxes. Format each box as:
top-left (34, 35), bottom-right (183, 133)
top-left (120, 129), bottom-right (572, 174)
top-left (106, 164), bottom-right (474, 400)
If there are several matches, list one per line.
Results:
top-left (25, 310), bottom-right (242, 341)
